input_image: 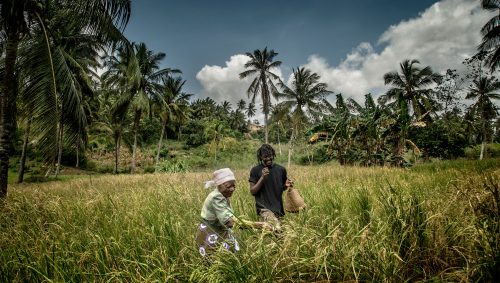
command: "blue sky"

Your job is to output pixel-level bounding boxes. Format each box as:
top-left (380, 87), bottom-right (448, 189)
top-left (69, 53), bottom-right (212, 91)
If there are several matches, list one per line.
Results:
top-left (123, 0), bottom-right (490, 109)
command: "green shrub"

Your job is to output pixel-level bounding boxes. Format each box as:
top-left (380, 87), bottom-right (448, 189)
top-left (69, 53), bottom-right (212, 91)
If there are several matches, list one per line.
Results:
top-left (95, 165), bottom-right (114, 174)
top-left (157, 159), bottom-right (190, 173)
top-left (464, 143), bottom-right (500, 159)
top-left (143, 166), bottom-right (155, 173)
top-left (84, 160), bottom-right (97, 171)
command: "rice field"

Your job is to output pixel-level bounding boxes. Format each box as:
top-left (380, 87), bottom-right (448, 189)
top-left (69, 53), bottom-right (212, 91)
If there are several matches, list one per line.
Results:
top-left (1, 159), bottom-right (499, 282)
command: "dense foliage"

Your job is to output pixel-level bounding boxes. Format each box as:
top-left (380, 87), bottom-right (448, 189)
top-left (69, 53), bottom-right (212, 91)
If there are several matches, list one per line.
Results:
top-left (0, 1), bottom-right (499, 193)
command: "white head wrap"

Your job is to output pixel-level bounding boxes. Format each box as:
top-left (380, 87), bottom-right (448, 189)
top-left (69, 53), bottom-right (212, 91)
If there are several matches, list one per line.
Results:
top-left (204, 168), bottom-right (236, 189)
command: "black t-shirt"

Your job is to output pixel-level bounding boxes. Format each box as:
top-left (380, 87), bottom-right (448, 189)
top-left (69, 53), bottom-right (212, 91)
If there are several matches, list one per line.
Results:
top-left (249, 163), bottom-right (287, 217)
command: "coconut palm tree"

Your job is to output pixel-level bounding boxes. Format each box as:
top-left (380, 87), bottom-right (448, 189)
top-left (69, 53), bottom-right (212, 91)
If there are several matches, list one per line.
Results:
top-left (0, 0), bottom-right (131, 195)
top-left (190, 97), bottom-right (217, 120)
top-left (273, 67), bottom-right (333, 167)
top-left (155, 76), bottom-right (191, 170)
top-left (268, 103), bottom-right (291, 156)
top-left (239, 47), bottom-right (282, 143)
top-left (466, 76), bottom-right (500, 159)
top-left (380, 59), bottom-right (441, 120)
top-left (237, 99), bottom-right (246, 111)
top-left (246, 102), bottom-right (256, 123)
top-left (379, 59), bottom-right (441, 165)
top-left (203, 120), bottom-right (230, 161)
top-left (274, 67), bottom-right (333, 139)
top-left (479, 0), bottom-right (500, 71)
top-left (102, 42), bottom-right (180, 173)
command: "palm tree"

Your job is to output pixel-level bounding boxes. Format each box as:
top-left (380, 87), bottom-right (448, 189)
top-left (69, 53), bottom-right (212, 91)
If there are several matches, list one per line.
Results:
top-left (379, 59), bottom-right (441, 165)
top-left (381, 59), bottom-right (441, 120)
top-left (466, 76), bottom-right (500, 159)
top-left (203, 120), bottom-right (230, 161)
top-left (155, 76), bottom-right (191, 170)
top-left (479, 0), bottom-right (500, 71)
top-left (190, 98), bottom-right (217, 120)
top-left (246, 102), bottom-right (256, 123)
top-left (239, 47), bottom-right (282, 143)
top-left (103, 42), bottom-right (180, 173)
top-left (95, 81), bottom-right (131, 174)
top-left (268, 103), bottom-right (291, 156)
top-left (236, 99), bottom-right (246, 111)
top-left (274, 67), bottom-right (333, 139)
top-left (0, 0), bottom-right (131, 196)
top-left (274, 67), bottom-right (333, 167)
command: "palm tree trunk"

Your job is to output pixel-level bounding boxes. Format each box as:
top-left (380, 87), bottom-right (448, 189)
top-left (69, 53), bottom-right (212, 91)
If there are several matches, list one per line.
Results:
top-left (480, 127), bottom-right (486, 160)
top-left (114, 134), bottom-right (120, 174)
top-left (0, 34), bottom-right (20, 198)
top-left (155, 119), bottom-right (167, 171)
top-left (480, 141), bottom-right (485, 160)
top-left (287, 131), bottom-right (294, 168)
top-left (480, 122), bottom-right (487, 160)
top-left (264, 113), bottom-right (269, 144)
top-left (17, 117), bottom-right (32, 184)
top-left (76, 138), bottom-right (79, 168)
top-left (55, 120), bottom-right (64, 178)
top-left (131, 110), bottom-right (141, 174)
top-left (214, 136), bottom-right (219, 161)
top-left (277, 129), bottom-right (282, 155)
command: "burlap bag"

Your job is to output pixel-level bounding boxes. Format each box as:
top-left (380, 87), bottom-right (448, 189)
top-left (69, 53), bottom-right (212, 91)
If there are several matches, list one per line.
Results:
top-left (284, 187), bottom-right (307, 213)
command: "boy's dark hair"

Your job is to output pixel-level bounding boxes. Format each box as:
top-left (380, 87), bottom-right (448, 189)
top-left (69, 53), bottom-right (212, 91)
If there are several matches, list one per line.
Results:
top-left (257, 144), bottom-right (276, 164)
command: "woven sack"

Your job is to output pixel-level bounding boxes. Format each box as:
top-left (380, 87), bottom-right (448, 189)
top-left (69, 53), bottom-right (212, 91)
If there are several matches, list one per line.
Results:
top-left (284, 187), bottom-right (307, 213)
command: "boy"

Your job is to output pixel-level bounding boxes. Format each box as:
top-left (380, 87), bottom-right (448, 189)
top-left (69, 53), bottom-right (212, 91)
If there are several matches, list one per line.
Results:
top-left (249, 144), bottom-right (293, 230)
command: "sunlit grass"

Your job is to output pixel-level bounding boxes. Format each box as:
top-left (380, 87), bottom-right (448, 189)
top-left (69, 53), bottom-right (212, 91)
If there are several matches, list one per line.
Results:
top-left (1, 159), bottom-right (499, 282)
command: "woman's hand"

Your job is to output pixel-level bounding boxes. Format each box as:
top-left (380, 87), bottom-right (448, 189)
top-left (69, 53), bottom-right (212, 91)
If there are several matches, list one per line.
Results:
top-left (236, 219), bottom-right (273, 231)
top-left (253, 221), bottom-right (274, 231)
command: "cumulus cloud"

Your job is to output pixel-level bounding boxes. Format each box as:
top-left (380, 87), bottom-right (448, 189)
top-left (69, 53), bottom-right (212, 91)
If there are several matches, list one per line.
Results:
top-left (196, 54), bottom-right (283, 110)
top-left (196, 0), bottom-right (490, 111)
top-left (304, 0), bottom-right (490, 103)
top-left (195, 54), bottom-right (249, 107)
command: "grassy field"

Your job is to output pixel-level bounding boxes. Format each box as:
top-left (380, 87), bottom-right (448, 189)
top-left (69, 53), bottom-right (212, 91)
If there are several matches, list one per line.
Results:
top-left (1, 159), bottom-right (499, 282)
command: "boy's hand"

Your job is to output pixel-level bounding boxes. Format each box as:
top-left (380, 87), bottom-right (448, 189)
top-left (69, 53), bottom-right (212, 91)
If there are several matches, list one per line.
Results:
top-left (261, 167), bottom-right (270, 179)
top-left (285, 178), bottom-right (294, 188)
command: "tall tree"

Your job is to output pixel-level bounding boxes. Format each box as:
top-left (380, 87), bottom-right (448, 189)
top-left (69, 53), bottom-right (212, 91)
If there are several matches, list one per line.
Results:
top-left (380, 59), bottom-right (442, 121)
top-left (466, 76), bottom-right (500, 159)
top-left (246, 102), bottom-right (256, 123)
top-left (239, 47), bottom-right (282, 143)
top-left (274, 67), bottom-right (333, 139)
top-left (275, 66), bottom-right (333, 167)
top-left (236, 99), bottom-right (246, 111)
top-left (155, 76), bottom-right (191, 170)
top-left (329, 94), bottom-right (355, 165)
top-left (0, 0), bottom-right (131, 197)
top-left (479, 0), bottom-right (500, 71)
top-left (348, 94), bottom-right (391, 166)
top-left (379, 59), bottom-right (441, 165)
top-left (103, 42), bottom-right (179, 173)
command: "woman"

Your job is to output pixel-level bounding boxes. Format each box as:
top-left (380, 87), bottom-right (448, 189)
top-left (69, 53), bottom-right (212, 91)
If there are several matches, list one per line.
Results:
top-left (196, 168), bottom-right (269, 257)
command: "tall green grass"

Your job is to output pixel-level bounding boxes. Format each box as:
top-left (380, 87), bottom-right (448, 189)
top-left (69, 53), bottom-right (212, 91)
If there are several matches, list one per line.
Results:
top-left (1, 159), bottom-right (499, 282)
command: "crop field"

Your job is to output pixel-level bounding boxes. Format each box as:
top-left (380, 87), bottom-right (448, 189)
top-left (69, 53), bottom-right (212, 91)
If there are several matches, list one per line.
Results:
top-left (1, 159), bottom-right (499, 282)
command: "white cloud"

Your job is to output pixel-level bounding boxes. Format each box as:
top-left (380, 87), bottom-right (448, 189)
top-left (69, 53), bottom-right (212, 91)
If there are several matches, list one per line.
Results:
top-left (304, 0), bottom-right (490, 103)
top-left (195, 54), bottom-right (283, 110)
top-left (196, 0), bottom-right (491, 114)
top-left (195, 54), bottom-right (250, 108)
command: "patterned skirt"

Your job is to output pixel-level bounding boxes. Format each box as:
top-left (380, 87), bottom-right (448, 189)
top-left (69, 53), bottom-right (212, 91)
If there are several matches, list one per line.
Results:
top-left (195, 221), bottom-right (240, 257)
